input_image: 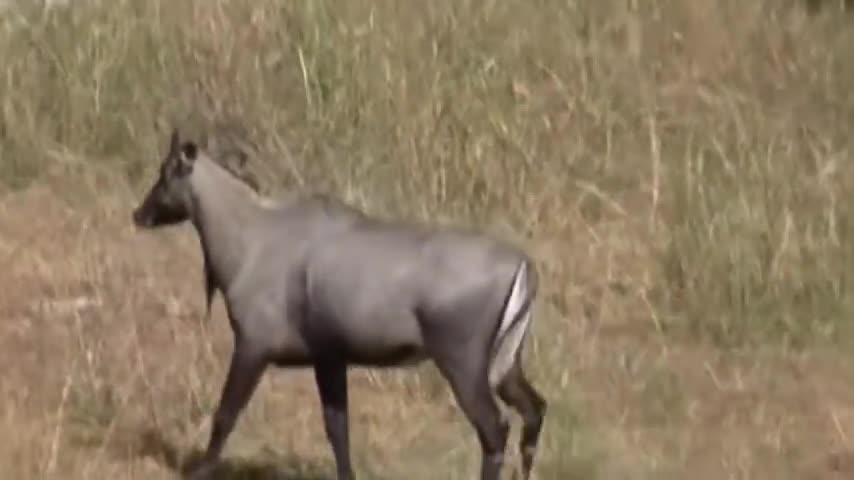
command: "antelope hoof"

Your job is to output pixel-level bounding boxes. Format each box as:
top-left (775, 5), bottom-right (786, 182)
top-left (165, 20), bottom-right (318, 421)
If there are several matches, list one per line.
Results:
top-left (183, 458), bottom-right (217, 480)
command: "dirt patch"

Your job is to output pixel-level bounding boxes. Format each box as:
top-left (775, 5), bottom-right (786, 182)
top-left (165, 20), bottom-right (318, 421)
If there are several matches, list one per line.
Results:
top-left (3, 186), bottom-right (854, 479)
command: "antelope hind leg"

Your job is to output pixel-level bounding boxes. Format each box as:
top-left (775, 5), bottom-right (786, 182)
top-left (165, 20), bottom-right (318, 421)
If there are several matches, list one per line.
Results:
top-left (497, 361), bottom-right (546, 479)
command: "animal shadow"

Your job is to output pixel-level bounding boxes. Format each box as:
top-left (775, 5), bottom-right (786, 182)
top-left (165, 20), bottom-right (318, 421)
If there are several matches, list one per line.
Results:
top-left (135, 428), bottom-right (332, 480)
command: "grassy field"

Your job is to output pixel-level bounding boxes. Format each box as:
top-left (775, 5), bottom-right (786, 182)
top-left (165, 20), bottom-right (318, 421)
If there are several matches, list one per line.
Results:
top-left (2, 0), bottom-right (854, 478)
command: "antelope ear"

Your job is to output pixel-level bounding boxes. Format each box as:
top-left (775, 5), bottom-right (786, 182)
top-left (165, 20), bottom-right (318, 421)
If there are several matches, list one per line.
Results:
top-left (168, 139), bottom-right (197, 176)
top-left (168, 128), bottom-right (181, 156)
top-left (181, 141), bottom-right (198, 162)
top-left (177, 140), bottom-right (198, 172)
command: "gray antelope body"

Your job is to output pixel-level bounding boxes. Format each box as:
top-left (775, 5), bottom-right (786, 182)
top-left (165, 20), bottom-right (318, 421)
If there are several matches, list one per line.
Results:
top-left (132, 129), bottom-right (547, 480)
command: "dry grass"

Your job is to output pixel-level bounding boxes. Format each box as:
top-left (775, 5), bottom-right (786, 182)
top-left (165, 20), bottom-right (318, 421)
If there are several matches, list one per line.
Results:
top-left (2, 0), bottom-right (854, 478)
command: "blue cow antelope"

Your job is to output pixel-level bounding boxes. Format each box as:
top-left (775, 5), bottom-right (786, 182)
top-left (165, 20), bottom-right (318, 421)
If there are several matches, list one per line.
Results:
top-left (131, 129), bottom-right (547, 480)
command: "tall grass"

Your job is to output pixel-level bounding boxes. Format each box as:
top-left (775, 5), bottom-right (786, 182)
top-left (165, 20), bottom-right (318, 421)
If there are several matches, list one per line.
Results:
top-left (4, 0), bottom-right (847, 348)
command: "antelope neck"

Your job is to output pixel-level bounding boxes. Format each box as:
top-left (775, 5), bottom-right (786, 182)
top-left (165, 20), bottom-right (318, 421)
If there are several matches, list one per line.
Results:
top-left (188, 158), bottom-right (262, 293)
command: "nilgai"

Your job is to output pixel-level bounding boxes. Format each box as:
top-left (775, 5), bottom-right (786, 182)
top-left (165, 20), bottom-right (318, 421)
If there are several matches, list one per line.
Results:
top-left (131, 129), bottom-right (547, 480)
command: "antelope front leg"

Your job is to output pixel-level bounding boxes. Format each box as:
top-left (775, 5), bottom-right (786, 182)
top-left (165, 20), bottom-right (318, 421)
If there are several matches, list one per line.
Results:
top-left (185, 344), bottom-right (267, 479)
top-left (314, 362), bottom-right (354, 480)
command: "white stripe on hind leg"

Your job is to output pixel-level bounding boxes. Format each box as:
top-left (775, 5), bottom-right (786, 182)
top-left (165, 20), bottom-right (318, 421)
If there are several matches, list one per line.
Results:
top-left (488, 261), bottom-right (531, 390)
top-left (489, 309), bottom-right (532, 389)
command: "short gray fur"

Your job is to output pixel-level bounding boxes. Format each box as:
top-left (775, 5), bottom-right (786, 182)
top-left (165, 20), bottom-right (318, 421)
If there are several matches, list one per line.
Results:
top-left (132, 129), bottom-right (547, 480)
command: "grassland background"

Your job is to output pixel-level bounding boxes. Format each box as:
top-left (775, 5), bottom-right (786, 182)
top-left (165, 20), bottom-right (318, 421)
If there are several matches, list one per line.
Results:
top-left (2, 0), bottom-right (854, 478)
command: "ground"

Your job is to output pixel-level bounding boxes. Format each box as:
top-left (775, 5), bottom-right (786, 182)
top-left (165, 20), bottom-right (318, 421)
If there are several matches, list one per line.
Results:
top-left (3, 0), bottom-right (854, 479)
top-left (2, 184), bottom-right (854, 480)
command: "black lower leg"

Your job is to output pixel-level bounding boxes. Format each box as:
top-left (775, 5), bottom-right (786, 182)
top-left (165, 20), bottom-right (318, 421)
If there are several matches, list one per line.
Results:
top-left (519, 382), bottom-right (546, 479)
top-left (314, 362), bottom-right (354, 480)
top-left (185, 346), bottom-right (266, 479)
top-left (479, 418), bottom-right (509, 480)
top-left (498, 366), bottom-right (546, 480)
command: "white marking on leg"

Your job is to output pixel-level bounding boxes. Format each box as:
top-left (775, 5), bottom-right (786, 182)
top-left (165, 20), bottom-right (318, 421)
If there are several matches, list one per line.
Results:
top-left (490, 309), bottom-right (532, 389)
top-left (495, 261), bottom-right (527, 341)
top-left (489, 261), bottom-right (532, 390)
top-left (487, 452), bottom-right (505, 466)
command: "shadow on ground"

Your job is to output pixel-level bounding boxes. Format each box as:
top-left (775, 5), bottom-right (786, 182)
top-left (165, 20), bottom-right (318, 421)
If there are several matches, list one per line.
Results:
top-left (134, 428), bottom-right (333, 480)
